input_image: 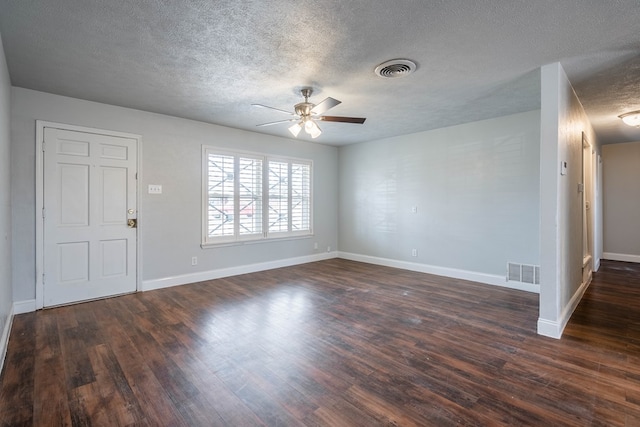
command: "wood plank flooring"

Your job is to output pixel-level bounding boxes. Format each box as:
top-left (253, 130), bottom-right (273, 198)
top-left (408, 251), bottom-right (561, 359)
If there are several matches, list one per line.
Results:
top-left (2, 259), bottom-right (640, 426)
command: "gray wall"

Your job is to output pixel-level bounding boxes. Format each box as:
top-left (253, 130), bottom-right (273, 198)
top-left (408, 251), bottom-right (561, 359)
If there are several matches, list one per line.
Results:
top-left (538, 63), bottom-right (599, 338)
top-left (0, 33), bottom-right (12, 363)
top-left (338, 110), bottom-right (540, 278)
top-left (6, 63), bottom-right (603, 342)
top-left (11, 88), bottom-right (339, 302)
top-left (602, 141), bottom-right (640, 261)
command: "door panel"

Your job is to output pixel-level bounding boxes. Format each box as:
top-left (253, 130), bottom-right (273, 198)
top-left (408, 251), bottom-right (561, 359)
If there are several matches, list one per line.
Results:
top-left (43, 127), bottom-right (137, 306)
top-left (100, 239), bottom-right (128, 277)
top-left (58, 241), bottom-right (89, 282)
top-left (100, 167), bottom-right (127, 223)
top-left (58, 164), bottom-right (89, 225)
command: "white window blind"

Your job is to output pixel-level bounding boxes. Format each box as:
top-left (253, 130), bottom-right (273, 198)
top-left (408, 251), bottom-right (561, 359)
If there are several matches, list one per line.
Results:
top-left (268, 161), bottom-right (289, 234)
top-left (206, 153), bottom-right (235, 240)
top-left (238, 156), bottom-right (263, 237)
top-left (203, 147), bottom-right (312, 245)
top-left (291, 162), bottom-right (311, 232)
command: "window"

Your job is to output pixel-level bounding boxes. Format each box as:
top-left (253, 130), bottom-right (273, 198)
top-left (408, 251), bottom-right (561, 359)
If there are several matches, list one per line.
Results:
top-left (203, 147), bottom-right (312, 245)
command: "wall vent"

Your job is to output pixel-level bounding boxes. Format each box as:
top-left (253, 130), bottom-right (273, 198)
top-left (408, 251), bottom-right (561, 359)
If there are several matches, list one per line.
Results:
top-left (507, 262), bottom-right (540, 285)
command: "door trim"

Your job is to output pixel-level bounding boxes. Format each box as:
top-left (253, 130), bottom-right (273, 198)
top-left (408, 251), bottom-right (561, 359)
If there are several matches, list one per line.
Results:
top-left (35, 121), bottom-right (142, 310)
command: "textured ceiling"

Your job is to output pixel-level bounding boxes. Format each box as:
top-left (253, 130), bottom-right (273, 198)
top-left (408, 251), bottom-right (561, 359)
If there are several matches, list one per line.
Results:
top-left (0, 0), bottom-right (639, 146)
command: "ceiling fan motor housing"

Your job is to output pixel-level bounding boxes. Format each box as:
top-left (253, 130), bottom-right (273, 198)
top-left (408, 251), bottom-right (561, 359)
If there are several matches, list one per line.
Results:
top-left (295, 102), bottom-right (314, 118)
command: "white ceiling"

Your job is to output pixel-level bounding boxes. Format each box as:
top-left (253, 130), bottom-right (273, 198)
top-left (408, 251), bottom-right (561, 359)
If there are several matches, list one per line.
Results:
top-left (0, 1), bottom-right (639, 146)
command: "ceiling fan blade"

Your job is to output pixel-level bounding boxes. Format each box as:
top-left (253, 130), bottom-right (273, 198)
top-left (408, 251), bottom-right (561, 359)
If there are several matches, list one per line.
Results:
top-left (311, 97), bottom-right (341, 115)
top-left (252, 104), bottom-right (295, 115)
top-left (256, 119), bottom-right (298, 127)
top-left (319, 116), bottom-right (366, 124)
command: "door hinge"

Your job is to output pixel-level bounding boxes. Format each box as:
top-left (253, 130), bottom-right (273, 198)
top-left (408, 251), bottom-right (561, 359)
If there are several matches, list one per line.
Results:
top-left (42, 140), bottom-right (45, 152)
top-left (42, 207), bottom-right (46, 219)
top-left (42, 273), bottom-right (45, 284)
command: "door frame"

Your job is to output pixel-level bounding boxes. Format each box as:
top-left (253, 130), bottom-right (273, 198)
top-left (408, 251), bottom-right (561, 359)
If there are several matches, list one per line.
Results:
top-left (35, 120), bottom-right (142, 310)
top-left (581, 133), bottom-right (593, 286)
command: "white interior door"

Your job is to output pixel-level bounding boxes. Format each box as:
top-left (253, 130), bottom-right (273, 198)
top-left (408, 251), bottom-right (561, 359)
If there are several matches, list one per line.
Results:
top-left (43, 127), bottom-right (137, 307)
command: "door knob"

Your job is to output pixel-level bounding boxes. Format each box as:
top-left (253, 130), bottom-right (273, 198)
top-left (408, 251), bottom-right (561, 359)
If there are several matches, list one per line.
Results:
top-left (127, 218), bottom-right (137, 228)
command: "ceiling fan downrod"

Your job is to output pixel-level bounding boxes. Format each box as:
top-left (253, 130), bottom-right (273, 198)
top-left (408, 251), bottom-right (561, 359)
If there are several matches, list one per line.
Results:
top-left (300, 88), bottom-right (313, 102)
top-left (294, 88), bottom-right (315, 118)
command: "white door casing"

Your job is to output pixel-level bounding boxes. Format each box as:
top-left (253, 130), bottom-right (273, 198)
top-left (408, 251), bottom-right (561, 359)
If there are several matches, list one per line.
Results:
top-left (39, 124), bottom-right (139, 307)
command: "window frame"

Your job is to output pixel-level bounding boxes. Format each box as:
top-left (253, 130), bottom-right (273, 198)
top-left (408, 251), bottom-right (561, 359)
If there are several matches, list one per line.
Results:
top-left (202, 146), bottom-right (313, 247)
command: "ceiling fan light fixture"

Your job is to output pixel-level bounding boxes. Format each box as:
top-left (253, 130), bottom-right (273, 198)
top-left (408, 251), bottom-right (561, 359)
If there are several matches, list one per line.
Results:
top-left (619, 110), bottom-right (640, 127)
top-left (304, 119), bottom-right (314, 133)
top-left (307, 120), bottom-right (322, 138)
top-left (288, 122), bottom-right (302, 137)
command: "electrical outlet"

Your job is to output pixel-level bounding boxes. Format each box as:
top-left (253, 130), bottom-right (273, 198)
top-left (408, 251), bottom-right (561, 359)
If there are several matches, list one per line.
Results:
top-left (327, 246), bottom-right (331, 252)
top-left (314, 242), bottom-right (318, 250)
top-left (412, 249), bottom-right (417, 257)
top-left (191, 256), bottom-right (198, 266)
top-left (148, 184), bottom-right (162, 194)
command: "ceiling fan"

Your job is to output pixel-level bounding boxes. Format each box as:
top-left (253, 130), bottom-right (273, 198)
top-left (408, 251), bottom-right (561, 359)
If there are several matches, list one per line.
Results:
top-left (253, 88), bottom-right (366, 139)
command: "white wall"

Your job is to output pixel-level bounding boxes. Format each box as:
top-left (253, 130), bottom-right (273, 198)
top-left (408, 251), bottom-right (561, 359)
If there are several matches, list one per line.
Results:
top-left (6, 64), bottom-right (603, 342)
top-left (0, 33), bottom-right (13, 372)
top-left (602, 141), bottom-right (640, 263)
top-left (11, 88), bottom-right (339, 303)
top-left (538, 63), bottom-right (599, 338)
top-left (338, 110), bottom-right (540, 289)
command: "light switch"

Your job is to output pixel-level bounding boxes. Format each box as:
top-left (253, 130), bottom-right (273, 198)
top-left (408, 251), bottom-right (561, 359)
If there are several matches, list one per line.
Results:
top-left (148, 184), bottom-right (162, 194)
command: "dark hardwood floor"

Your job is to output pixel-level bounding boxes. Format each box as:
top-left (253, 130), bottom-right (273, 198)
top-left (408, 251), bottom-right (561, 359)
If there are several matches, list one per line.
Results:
top-left (2, 259), bottom-right (640, 426)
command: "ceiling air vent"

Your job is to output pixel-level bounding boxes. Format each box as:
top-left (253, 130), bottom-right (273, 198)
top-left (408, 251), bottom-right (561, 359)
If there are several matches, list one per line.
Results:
top-left (374, 59), bottom-right (417, 78)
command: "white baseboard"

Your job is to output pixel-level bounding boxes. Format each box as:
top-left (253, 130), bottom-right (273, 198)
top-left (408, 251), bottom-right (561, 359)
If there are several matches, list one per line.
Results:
top-left (537, 273), bottom-right (593, 339)
top-left (603, 252), bottom-right (640, 263)
top-left (337, 252), bottom-right (540, 293)
top-left (142, 252), bottom-right (338, 291)
top-left (13, 299), bottom-right (36, 314)
top-left (537, 318), bottom-right (561, 339)
top-left (0, 304), bottom-right (15, 377)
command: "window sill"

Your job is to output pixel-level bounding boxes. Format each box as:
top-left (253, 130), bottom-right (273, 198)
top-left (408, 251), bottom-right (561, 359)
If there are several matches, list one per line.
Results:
top-left (201, 233), bottom-right (314, 249)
